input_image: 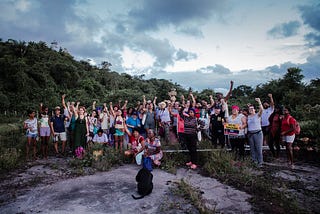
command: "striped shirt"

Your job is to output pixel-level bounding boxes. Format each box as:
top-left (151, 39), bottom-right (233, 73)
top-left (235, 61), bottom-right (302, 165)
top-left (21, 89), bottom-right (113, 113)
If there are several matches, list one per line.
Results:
top-left (183, 116), bottom-right (205, 135)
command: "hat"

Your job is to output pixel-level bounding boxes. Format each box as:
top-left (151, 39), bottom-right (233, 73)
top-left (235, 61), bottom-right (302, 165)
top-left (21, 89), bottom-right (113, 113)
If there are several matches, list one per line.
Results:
top-left (55, 106), bottom-right (61, 110)
top-left (188, 108), bottom-right (196, 113)
top-left (232, 105), bottom-right (240, 111)
top-left (159, 102), bottom-right (166, 108)
top-left (132, 111), bottom-right (138, 116)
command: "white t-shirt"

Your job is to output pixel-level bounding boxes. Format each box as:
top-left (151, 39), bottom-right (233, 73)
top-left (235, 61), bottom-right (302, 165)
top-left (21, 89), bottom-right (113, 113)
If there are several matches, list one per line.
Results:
top-left (100, 113), bottom-right (109, 130)
top-left (24, 118), bottom-right (38, 134)
top-left (247, 114), bottom-right (262, 132)
top-left (93, 133), bottom-right (109, 143)
top-left (261, 106), bottom-right (274, 127)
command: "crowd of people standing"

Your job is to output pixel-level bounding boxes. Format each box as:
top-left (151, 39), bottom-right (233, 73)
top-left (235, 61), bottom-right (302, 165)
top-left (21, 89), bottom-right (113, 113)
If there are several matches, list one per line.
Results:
top-left (24, 81), bottom-right (299, 169)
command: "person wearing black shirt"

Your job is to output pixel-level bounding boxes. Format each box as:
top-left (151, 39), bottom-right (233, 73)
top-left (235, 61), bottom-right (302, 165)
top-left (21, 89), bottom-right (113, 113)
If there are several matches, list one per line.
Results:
top-left (210, 107), bottom-right (225, 149)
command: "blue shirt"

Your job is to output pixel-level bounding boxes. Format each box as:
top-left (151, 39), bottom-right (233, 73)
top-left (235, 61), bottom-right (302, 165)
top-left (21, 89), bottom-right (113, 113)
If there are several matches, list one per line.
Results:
top-left (126, 116), bottom-right (141, 133)
top-left (50, 114), bottom-right (66, 132)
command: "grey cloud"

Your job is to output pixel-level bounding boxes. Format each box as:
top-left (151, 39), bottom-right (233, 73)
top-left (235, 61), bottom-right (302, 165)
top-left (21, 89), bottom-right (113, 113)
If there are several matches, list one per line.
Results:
top-left (300, 50), bottom-right (320, 80)
top-left (0, 0), bottom-right (104, 60)
top-left (146, 69), bottom-right (280, 91)
top-left (133, 36), bottom-right (176, 68)
top-left (299, 3), bottom-right (320, 47)
top-left (128, 0), bottom-right (227, 32)
top-left (175, 49), bottom-right (197, 61)
top-left (299, 3), bottom-right (320, 32)
top-left (176, 26), bottom-right (204, 38)
top-left (197, 65), bottom-right (231, 74)
top-left (267, 21), bottom-right (301, 39)
top-left (266, 53), bottom-right (320, 81)
top-left (266, 62), bottom-right (297, 75)
top-left (304, 33), bottom-right (320, 47)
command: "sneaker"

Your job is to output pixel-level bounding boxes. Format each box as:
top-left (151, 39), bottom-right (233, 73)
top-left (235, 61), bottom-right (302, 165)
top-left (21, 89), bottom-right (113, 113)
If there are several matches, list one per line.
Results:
top-left (154, 160), bottom-right (161, 166)
top-left (186, 161), bottom-right (192, 166)
top-left (190, 164), bottom-right (197, 169)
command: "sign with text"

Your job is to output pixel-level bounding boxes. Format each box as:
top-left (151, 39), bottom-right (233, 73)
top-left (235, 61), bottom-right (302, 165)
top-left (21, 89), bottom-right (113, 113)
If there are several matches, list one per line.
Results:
top-left (224, 123), bottom-right (240, 136)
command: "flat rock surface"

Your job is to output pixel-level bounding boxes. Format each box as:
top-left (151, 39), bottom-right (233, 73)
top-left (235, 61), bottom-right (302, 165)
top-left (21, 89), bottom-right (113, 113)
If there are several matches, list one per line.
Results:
top-left (0, 155), bottom-right (319, 213)
top-left (0, 158), bottom-right (252, 214)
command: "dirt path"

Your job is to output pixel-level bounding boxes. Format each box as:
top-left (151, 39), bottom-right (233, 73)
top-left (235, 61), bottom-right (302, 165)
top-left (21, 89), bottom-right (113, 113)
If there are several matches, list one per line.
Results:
top-left (0, 156), bottom-right (319, 213)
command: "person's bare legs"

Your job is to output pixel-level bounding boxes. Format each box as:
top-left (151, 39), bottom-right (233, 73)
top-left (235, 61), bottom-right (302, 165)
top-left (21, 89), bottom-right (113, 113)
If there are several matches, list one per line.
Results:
top-left (26, 137), bottom-right (31, 160)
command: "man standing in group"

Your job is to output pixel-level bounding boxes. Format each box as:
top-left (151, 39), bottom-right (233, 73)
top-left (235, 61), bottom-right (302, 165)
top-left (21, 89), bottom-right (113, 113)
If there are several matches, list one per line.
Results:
top-left (261, 94), bottom-right (274, 146)
top-left (50, 106), bottom-right (68, 156)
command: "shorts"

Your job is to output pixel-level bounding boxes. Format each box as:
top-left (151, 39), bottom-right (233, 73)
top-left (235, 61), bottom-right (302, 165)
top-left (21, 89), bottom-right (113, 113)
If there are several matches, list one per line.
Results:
top-left (26, 132), bottom-right (37, 139)
top-left (40, 127), bottom-right (51, 137)
top-left (282, 134), bottom-right (295, 143)
top-left (262, 126), bottom-right (270, 136)
top-left (54, 132), bottom-right (67, 142)
top-left (114, 129), bottom-right (124, 136)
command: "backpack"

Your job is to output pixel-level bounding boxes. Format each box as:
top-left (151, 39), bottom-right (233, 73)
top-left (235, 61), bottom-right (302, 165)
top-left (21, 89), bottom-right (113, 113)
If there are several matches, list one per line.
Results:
top-left (288, 116), bottom-right (300, 135)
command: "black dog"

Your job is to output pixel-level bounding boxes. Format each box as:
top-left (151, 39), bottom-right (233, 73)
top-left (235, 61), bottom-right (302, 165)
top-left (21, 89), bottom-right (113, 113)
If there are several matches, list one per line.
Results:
top-left (132, 167), bottom-right (153, 199)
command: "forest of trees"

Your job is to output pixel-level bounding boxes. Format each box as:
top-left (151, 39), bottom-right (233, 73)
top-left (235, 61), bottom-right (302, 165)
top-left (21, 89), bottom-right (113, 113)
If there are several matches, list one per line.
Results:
top-left (0, 39), bottom-right (319, 139)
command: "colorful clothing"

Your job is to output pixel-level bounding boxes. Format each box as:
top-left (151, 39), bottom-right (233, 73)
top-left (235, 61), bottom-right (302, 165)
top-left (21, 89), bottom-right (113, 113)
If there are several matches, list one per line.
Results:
top-left (145, 137), bottom-right (163, 162)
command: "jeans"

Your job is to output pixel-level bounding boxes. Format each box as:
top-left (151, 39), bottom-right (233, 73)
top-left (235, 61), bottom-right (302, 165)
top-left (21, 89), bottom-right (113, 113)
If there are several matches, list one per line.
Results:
top-left (248, 131), bottom-right (263, 165)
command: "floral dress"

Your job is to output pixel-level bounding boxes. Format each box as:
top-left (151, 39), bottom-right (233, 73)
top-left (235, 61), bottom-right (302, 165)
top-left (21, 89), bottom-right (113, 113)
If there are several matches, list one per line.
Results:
top-left (145, 137), bottom-right (163, 162)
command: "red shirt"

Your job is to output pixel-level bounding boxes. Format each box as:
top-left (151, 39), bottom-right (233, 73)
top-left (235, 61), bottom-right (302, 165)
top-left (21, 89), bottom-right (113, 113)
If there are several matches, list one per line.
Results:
top-left (281, 115), bottom-right (295, 136)
top-left (195, 108), bottom-right (200, 118)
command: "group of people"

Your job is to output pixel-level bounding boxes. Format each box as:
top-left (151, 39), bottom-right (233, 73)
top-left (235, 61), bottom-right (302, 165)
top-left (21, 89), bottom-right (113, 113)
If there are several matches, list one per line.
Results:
top-left (24, 81), bottom-right (298, 169)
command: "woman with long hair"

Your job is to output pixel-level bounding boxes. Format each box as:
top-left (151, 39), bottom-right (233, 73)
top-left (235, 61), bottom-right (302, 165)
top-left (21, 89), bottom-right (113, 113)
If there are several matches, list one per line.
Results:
top-left (281, 106), bottom-right (296, 168)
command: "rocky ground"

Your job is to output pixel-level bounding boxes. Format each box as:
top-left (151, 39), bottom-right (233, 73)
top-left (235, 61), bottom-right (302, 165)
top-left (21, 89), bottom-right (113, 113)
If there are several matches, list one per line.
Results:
top-left (0, 154), bottom-right (319, 214)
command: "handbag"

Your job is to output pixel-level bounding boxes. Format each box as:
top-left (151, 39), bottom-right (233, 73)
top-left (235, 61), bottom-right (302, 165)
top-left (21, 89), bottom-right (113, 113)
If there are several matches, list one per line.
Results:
top-left (135, 151), bottom-right (143, 165)
top-left (109, 126), bottom-right (116, 134)
top-left (197, 130), bottom-right (202, 142)
top-left (143, 157), bottom-right (153, 171)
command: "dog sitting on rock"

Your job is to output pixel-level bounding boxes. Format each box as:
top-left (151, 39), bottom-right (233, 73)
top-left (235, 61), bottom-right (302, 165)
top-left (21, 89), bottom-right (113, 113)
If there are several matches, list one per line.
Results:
top-left (132, 167), bottom-right (153, 200)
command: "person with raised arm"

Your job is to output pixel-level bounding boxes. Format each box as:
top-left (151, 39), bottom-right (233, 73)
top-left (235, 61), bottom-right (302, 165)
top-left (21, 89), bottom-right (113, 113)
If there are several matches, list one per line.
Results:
top-left (73, 102), bottom-right (89, 158)
top-left (226, 104), bottom-right (247, 161)
top-left (247, 98), bottom-right (264, 167)
top-left (109, 102), bottom-right (125, 152)
top-left (261, 93), bottom-right (275, 146)
top-left (39, 103), bottom-right (50, 159)
top-left (50, 95), bottom-right (69, 157)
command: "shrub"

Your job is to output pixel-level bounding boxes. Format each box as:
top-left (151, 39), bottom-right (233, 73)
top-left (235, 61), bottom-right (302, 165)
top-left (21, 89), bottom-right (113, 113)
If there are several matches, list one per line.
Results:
top-left (0, 148), bottom-right (21, 171)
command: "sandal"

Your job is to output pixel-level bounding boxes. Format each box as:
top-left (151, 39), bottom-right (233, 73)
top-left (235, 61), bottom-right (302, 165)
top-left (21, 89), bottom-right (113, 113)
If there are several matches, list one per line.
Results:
top-left (154, 160), bottom-right (161, 166)
top-left (190, 164), bottom-right (197, 169)
top-left (186, 161), bottom-right (192, 166)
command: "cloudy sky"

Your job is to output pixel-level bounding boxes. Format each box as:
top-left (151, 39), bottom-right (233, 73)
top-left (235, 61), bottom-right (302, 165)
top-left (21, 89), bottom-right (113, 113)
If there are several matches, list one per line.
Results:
top-left (1, 0), bottom-right (319, 93)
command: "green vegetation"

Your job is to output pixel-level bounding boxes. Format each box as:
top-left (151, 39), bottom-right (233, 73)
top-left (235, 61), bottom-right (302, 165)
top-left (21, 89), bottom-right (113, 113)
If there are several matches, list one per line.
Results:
top-left (171, 179), bottom-right (215, 214)
top-left (200, 150), bottom-right (305, 213)
top-left (0, 38), bottom-right (319, 212)
top-left (69, 146), bottom-right (122, 175)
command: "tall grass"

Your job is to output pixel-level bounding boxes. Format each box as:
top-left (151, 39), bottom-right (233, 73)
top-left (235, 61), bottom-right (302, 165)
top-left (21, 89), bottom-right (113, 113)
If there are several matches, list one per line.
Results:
top-left (200, 149), bottom-right (304, 214)
top-left (171, 179), bottom-right (215, 214)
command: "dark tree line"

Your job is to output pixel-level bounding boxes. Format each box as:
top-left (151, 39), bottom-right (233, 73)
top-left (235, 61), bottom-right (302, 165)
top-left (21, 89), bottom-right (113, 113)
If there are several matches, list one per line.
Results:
top-left (0, 39), bottom-right (319, 138)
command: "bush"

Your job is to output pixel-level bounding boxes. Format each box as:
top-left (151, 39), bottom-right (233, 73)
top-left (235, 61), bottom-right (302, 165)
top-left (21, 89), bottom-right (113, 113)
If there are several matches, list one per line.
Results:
top-left (69, 146), bottom-right (122, 173)
top-left (0, 148), bottom-right (21, 171)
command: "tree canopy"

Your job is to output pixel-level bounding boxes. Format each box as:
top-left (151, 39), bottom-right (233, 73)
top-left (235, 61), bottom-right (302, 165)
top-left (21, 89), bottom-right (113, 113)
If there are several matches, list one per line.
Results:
top-left (0, 39), bottom-right (319, 123)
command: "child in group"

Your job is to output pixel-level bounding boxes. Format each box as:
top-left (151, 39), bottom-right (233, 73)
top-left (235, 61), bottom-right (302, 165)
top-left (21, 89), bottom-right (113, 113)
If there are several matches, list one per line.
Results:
top-left (24, 109), bottom-right (38, 161)
top-left (92, 128), bottom-right (110, 146)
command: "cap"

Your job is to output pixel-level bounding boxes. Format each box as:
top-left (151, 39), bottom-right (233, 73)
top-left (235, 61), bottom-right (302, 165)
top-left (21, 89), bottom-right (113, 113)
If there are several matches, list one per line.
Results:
top-left (232, 105), bottom-right (240, 111)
